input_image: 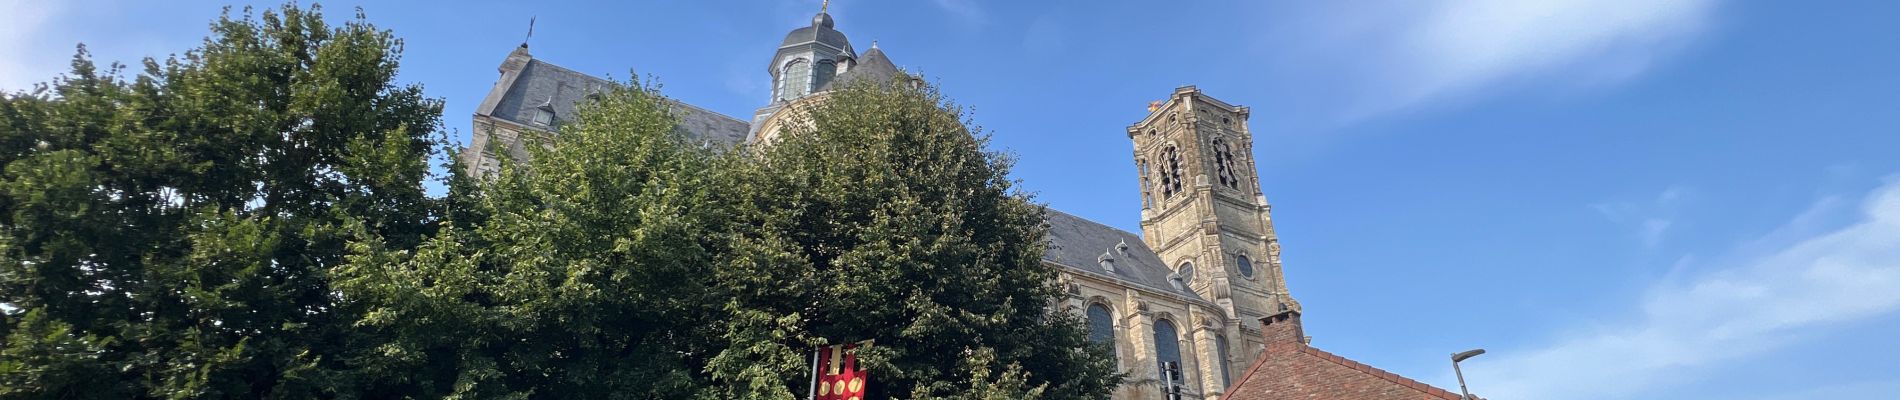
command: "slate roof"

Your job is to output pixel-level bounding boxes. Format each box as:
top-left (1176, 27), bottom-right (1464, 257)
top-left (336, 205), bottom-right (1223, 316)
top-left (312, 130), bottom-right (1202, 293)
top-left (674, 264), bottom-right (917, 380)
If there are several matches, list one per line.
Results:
top-left (778, 19), bottom-right (853, 53)
top-left (818, 47), bottom-right (903, 91)
top-left (1043, 209), bottom-right (1206, 301)
top-left (486, 57), bottom-right (749, 146)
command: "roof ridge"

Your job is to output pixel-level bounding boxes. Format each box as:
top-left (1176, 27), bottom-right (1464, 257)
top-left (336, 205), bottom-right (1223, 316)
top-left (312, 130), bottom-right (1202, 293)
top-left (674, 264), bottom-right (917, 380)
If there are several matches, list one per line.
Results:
top-left (1061, 262), bottom-right (1214, 306)
top-left (1044, 208), bottom-right (1141, 239)
top-left (1226, 342), bottom-right (1462, 399)
top-left (522, 57), bottom-right (745, 126)
top-left (663, 97), bottom-right (746, 125)
top-left (1295, 345), bottom-right (1463, 399)
top-left (525, 59), bottom-right (610, 84)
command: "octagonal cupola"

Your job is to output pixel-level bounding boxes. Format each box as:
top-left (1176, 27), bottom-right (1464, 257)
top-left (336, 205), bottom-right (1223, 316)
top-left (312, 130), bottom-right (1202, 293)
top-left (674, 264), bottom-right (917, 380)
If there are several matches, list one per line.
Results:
top-left (768, 4), bottom-right (856, 103)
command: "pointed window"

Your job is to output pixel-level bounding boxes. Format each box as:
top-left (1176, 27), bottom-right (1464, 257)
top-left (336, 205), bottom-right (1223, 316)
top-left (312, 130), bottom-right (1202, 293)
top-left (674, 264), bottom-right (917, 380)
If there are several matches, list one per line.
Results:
top-left (1159, 145), bottom-right (1183, 199)
top-left (1154, 319), bottom-right (1185, 389)
top-left (1087, 304), bottom-right (1118, 363)
top-left (1213, 137), bottom-right (1239, 190)
top-left (1216, 334), bottom-right (1233, 386)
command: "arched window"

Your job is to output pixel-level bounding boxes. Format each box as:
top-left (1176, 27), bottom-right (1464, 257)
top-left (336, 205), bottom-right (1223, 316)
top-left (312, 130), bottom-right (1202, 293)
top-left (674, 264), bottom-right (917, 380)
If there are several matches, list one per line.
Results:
top-left (1086, 304), bottom-right (1117, 362)
top-left (1213, 137), bottom-right (1239, 190)
top-left (1216, 334), bottom-right (1233, 386)
top-left (777, 58), bottom-right (811, 102)
top-left (1153, 319), bottom-right (1185, 387)
top-left (1159, 145), bottom-right (1183, 199)
top-left (1236, 254), bottom-right (1254, 278)
top-left (813, 59), bottom-right (837, 90)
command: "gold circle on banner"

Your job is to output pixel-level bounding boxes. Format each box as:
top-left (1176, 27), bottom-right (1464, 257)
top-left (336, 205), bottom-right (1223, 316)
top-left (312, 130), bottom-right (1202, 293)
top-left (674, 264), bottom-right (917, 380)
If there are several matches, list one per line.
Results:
top-left (849, 397), bottom-right (860, 400)
top-left (837, 379), bottom-right (848, 393)
top-left (850, 377), bottom-right (863, 392)
top-left (819, 381), bottom-right (830, 395)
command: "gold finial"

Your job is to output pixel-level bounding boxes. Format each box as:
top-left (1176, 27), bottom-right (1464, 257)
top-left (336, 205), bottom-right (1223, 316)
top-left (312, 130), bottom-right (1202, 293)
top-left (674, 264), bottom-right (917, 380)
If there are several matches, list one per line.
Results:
top-left (821, 0), bottom-right (830, 13)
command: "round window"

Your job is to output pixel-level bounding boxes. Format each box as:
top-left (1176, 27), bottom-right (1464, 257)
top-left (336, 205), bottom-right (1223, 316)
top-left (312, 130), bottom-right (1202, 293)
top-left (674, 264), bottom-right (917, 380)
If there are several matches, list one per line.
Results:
top-left (1236, 255), bottom-right (1255, 278)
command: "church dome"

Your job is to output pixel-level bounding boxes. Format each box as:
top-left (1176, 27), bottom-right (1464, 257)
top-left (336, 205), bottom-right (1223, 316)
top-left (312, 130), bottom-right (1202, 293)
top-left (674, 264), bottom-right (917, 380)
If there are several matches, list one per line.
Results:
top-left (778, 13), bottom-right (852, 52)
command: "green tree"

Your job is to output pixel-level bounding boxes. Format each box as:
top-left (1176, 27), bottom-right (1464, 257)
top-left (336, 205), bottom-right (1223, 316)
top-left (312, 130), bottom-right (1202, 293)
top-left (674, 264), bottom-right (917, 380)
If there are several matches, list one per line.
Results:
top-left (0, 4), bottom-right (445, 398)
top-left (342, 77), bottom-right (1118, 398)
top-left (338, 78), bottom-right (726, 399)
top-left (710, 81), bottom-right (1119, 400)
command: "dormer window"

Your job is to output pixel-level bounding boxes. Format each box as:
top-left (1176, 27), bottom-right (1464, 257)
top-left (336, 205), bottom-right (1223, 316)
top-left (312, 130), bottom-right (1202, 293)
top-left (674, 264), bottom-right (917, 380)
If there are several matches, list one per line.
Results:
top-left (1098, 250), bottom-right (1117, 273)
top-left (532, 99), bottom-right (555, 126)
top-left (532, 108), bottom-right (553, 126)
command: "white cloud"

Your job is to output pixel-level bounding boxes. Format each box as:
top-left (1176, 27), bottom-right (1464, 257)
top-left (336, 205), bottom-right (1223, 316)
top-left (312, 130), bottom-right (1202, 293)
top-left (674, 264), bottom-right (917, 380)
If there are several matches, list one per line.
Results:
top-left (1593, 185), bottom-right (1691, 248)
top-left (1747, 379), bottom-right (1900, 400)
top-left (0, 0), bottom-right (66, 92)
top-left (1278, 0), bottom-right (1719, 120)
top-left (1469, 177), bottom-right (1900, 400)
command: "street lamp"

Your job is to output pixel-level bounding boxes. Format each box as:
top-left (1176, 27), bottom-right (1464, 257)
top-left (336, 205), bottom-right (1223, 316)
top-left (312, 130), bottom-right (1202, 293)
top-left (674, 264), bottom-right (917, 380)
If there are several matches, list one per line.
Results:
top-left (1450, 348), bottom-right (1485, 400)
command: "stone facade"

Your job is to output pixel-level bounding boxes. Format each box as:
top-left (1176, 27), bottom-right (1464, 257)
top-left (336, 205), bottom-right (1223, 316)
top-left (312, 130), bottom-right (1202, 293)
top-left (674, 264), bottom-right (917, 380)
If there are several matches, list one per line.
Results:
top-left (1069, 85), bottom-right (1305, 400)
top-left (461, 8), bottom-right (1451, 400)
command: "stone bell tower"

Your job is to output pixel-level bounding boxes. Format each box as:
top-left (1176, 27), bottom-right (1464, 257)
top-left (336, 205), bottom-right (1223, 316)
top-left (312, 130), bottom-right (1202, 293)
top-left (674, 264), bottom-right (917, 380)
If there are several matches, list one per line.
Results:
top-left (1128, 86), bottom-right (1299, 340)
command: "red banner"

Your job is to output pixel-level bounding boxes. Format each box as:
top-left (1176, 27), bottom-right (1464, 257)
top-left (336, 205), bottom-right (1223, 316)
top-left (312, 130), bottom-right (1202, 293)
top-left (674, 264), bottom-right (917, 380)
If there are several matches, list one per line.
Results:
top-left (813, 342), bottom-right (870, 400)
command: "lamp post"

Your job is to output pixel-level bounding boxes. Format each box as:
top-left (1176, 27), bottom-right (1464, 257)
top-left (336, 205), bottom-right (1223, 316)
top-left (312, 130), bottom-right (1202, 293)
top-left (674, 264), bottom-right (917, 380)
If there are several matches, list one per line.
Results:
top-left (1162, 361), bottom-right (1183, 400)
top-left (1450, 348), bottom-right (1485, 400)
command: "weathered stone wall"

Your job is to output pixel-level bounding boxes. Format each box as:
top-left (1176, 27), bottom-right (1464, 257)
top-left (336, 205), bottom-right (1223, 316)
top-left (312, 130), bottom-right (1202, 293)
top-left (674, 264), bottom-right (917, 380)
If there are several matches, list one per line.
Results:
top-left (1126, 87), bottom-right (1305, 399)
top-left (1062, 267), bottom-right (1246, 400)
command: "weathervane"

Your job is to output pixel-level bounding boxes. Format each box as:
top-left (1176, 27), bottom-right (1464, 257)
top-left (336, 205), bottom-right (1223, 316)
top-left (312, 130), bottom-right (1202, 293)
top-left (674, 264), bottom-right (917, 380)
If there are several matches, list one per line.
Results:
top-left (821, 0), bottom-right (830, 13)
top-left (524, 16), bottom-right (536, 46)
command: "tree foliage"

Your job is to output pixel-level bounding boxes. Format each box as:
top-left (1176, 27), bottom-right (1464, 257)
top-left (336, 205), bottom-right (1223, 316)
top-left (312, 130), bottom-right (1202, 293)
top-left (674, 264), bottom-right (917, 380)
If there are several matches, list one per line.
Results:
top-left (0, 3), bottom-right (445, 398)
top-left (341, 79), bottom-right (1118, 398)
top-left (1, 2), bottom-right (1117, 398)
top-left (337, 77), bottom-right (727, 399)
top-left (711, 81), bottom-right (1120, 399)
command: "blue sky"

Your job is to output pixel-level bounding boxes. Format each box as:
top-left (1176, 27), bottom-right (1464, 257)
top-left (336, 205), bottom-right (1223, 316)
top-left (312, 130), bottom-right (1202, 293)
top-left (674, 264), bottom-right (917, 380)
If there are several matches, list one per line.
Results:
top-left (5, 1), bottom-right (1899, 398)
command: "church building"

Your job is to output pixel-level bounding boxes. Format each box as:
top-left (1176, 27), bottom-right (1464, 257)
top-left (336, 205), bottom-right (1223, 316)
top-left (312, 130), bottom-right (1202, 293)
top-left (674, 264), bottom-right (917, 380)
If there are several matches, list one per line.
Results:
top-left (462, 7), bottom-right (1459, 400)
